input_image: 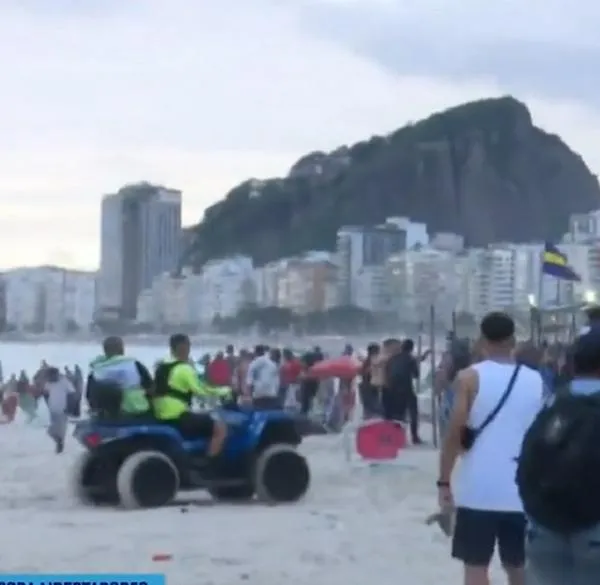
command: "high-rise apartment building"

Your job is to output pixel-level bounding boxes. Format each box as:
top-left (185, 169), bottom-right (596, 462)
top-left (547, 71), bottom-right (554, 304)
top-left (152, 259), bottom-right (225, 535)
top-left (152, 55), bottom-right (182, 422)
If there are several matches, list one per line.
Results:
top-left (98, 183), bottom-right (182, 320)
top-left (336, 219), bottom-right (408, 307)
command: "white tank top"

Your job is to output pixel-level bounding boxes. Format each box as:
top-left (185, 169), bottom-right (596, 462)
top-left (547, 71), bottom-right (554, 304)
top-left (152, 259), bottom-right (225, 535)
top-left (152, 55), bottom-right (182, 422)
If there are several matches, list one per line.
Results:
top-left (453, 360), bottom-right (543, 512)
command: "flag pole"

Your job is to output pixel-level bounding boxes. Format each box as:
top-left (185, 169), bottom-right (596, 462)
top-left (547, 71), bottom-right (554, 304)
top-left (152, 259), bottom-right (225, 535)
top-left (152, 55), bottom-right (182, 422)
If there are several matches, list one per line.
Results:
top-left (538, 248), bottom-right (544, 310)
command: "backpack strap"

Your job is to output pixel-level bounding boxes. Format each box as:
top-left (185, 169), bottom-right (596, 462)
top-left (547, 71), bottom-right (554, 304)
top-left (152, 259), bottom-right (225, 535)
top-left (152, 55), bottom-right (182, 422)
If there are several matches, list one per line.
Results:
top-left (476, 364), bottom-right (522, 435)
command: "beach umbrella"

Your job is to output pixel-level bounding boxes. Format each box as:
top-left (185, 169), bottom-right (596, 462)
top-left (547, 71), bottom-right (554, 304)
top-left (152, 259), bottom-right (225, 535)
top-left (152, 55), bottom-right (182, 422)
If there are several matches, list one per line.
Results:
top-left (355, 420), bottom-right (407, 460)
top-left (307, 356), bottom-right (361, 380)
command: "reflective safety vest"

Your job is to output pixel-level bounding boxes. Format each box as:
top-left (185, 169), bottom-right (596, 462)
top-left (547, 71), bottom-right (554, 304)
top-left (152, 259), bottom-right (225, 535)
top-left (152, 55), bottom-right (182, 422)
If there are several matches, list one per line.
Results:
top-left (154, 360), bottom-right (191, 404)
top-left (90, 355), bottom-right (150, 414)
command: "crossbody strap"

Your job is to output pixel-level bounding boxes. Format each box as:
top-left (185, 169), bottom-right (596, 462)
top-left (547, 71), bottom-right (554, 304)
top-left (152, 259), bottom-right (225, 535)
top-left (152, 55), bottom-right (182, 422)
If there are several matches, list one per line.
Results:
top-left (476, 364), bottom-right (522, 434)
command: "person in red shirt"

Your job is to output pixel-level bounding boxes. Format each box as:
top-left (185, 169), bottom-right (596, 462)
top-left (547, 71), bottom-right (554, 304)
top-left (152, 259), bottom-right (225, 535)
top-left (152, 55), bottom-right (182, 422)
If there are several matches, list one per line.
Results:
top-left (206, 352), bottom-right (231, 387)
top-left (281, 349), bottom-right (302, 384)
top-left (280, 349), bottom-right (303, 407)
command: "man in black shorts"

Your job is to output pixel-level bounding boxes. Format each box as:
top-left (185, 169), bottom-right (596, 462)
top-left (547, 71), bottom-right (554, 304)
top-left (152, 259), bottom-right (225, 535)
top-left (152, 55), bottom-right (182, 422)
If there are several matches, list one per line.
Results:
top-left (437, 312), bottom-right (543, 585)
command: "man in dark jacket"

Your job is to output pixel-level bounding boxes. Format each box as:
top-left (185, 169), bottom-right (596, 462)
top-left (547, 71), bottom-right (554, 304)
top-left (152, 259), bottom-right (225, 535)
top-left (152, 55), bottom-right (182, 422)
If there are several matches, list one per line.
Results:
top-left (299, 349), bottom-right (322, 415)
top-left (384, 338), bottom-right (429, 444)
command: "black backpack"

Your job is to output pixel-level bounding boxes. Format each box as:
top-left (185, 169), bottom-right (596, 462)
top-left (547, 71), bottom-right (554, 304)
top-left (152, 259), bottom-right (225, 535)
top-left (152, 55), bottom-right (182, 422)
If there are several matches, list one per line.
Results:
top-left (516, 391), bottom-right (600, 533)
top-left (153, 361), bottom-right (191, 405)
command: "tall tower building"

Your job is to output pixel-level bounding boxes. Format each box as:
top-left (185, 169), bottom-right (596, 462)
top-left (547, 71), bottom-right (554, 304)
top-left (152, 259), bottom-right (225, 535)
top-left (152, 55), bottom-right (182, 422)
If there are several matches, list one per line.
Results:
top-left (98, 183), bottom-right (182, 320)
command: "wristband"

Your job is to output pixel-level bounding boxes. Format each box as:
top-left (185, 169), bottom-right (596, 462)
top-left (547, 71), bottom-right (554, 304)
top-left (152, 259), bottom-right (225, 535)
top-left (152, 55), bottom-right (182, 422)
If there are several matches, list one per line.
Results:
top-left (436, 480), bottom-right (450, 488)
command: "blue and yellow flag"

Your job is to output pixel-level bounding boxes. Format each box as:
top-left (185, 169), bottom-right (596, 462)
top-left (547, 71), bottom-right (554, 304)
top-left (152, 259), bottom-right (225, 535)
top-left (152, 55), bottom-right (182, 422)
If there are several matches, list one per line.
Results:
top-left (542, 242), bottom-right (581, 281)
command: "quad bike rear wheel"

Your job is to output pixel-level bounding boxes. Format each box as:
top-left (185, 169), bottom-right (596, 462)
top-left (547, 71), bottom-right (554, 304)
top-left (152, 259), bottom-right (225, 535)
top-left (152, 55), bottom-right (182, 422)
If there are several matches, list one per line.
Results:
top-left (72, 451), bottom-right (119, 506)
top-left (117, 450), bottom-right (180, 509)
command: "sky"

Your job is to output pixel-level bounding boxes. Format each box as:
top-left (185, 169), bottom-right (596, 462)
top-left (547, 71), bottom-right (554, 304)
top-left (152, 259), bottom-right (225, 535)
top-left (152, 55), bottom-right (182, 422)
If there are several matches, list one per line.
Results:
top-left (1, 0), bottom-right (599, 269)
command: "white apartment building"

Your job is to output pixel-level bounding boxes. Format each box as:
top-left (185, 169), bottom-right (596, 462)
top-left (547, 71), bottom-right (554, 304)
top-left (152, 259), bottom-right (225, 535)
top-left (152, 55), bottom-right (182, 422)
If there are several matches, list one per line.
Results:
top-left (469, 247), bottom-right (517, 316)
top-left (135, 257), bottom-right (255, 329)
top-left (567, 209), bottom-right (600, 243)
top-left (150, 273), bottom-right (190, 328)
top-left (4, 268), bottom-right (41, 330)
top-left (44, 269), bottom-right (96, 332)
top-left (560, 242), bottom-right (600, 300)
top-left (276, 258), bottom-right (338, 314)
top-left (466, 243), bottom-right (576, 317)
top-left (4, 267), bottom-right (96, 331)
top-left (198, 256), bottom-right (255, 323)
top-left (136, 289), bottom-right (155, 326)
top-left (386, 248), bottom-right (456, 324)
top-left (137, 269), bottom-right (205, 329)
top-left (353, 266), bottom-right (389, 312)
top-left (453, 254), bottom-right (474, 314)
top-left (254, 260), bottom-right (289, 308)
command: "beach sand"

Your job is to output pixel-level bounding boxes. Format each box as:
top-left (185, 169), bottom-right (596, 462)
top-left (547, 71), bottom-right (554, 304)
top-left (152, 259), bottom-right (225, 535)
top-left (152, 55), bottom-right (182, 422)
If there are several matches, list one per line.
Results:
top-left (0, 422), bottom-right (507, 584)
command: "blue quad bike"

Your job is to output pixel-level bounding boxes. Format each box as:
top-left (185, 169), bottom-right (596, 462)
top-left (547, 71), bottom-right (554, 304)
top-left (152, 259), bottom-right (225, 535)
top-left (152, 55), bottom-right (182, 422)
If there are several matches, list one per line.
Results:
top-left (71, 408), bottom-right (311, 509)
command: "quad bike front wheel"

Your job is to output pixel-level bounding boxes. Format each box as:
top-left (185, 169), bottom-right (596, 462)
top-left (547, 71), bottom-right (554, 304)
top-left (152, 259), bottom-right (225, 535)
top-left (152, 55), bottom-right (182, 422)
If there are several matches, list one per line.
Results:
top-left (254, 444), bottom-right (310, 504)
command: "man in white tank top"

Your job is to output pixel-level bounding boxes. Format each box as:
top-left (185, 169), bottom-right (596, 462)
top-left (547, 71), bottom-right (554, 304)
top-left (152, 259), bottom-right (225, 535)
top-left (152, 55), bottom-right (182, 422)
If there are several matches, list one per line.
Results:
top-left (437, 312), bottom-right (543, 585)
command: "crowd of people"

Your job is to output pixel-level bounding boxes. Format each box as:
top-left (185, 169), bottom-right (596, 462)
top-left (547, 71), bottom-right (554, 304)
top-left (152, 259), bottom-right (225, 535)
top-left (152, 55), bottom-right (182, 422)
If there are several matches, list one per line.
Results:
top-left (0, 333), bottom-right (471, 456)
top-left (3, 310), bottom-right (600, 583)
top-left (73, 316), bottom-right (600, 584)
top-left (0, 362), bottom-right (84, 401)
top-left (7, 334), bottom-right (431, 460)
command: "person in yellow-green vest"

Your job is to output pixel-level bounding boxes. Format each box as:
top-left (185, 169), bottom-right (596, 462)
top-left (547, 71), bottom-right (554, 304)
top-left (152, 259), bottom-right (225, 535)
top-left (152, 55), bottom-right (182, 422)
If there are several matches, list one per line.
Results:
top-left (154, 333), bottom-right (229, 461)
top-left (87, 336), bottom-right (153, 417)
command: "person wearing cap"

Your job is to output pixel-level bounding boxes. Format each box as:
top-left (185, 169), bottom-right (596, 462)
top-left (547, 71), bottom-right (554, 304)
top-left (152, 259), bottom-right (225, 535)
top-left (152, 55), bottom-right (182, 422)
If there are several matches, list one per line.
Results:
top-left (153, 334), bottom-right (229, 462)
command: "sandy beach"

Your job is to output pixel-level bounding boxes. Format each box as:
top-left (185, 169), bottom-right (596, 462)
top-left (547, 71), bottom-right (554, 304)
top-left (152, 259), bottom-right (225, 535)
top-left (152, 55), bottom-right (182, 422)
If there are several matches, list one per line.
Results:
top-left (0, 421), bottom-right (509, 584)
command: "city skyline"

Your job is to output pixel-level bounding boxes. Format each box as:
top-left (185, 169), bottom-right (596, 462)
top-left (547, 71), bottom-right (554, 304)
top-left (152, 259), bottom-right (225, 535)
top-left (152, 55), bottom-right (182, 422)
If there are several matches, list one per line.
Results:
top-left (1, 1), bottom-right (600, 269)
top-left (1, 208), bottom-right (599, 333)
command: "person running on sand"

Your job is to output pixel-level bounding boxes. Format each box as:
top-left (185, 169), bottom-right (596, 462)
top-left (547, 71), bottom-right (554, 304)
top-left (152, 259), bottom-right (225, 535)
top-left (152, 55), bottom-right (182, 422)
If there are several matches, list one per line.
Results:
top-left (43, 366), bottom-right (76, 454)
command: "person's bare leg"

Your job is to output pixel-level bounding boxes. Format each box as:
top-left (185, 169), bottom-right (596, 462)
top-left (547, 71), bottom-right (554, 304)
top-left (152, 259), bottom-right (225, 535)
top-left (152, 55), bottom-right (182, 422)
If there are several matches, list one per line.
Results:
top-left (207, 421), bottom-right (227, 456)
top-left (504, 565), bottom-right (524, 585)
top-left (464, 565), bottom-right (490, 585)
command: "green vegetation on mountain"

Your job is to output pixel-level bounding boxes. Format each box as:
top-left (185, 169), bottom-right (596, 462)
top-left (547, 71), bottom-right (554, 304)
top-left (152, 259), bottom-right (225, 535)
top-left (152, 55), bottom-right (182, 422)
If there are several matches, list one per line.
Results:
top-left (185, 96), bottom-right (600, 268)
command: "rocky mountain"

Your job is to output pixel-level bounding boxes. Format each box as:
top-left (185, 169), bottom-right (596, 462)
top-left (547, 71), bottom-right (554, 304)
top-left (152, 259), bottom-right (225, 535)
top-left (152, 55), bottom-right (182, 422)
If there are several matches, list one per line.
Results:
top-left (185, 97), bottom-right (600, 268)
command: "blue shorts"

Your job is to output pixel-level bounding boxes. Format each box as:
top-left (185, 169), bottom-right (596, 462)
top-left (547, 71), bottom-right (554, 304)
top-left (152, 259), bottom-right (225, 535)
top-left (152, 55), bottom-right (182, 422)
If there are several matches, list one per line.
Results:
top-left (526, 523), bottom-right (600, 585)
